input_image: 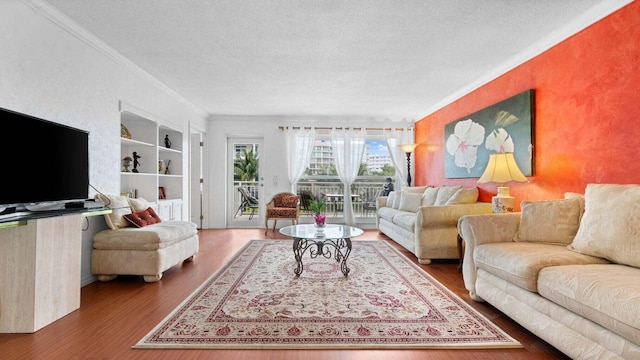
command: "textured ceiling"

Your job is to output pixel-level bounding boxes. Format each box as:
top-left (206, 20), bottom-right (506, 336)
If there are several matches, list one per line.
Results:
top-left (45, 0), bottom-right (625, 121)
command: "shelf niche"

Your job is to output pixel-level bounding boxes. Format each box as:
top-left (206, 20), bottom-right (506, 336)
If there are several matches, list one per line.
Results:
top-left (119, 103), bottom-right (185, 219)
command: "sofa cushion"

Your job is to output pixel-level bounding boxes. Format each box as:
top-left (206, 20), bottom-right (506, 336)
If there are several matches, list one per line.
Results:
top-left (95, 194), bottom-right (132, 230)
top-left (421, 187), bottom-right (440, 206)
top-left (514, 198), bottom-right (582, 245)
top-left (474, 242), bottom-right (610, 292)
top-left (377, 206), bottom-right (401, 222)
top-left (571, 184), bottom-right (640, 267)
top-left (93, 221), bottom-right (198, 251)
top-left (398, 192), bottom-right (423, 212)
top-left (391, 211), bottom-right (416, 232)
top-left (446, 187), bottom-right (479, 205)
top-left (128, 197), bottom-right (152, 212)
top-left (538, 264), bottom-right (640, 345)
top-left (434, 186), bottom-right (462, 205)
top-left (124, 207), bottom-right (162, 228)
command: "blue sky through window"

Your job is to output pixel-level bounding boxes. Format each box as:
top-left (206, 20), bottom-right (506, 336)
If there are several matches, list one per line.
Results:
top-left (367, 141), bottom-right (389, 156)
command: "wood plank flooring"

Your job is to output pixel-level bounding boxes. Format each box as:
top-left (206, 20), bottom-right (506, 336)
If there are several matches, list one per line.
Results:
top-left (0, 229), bottom-right (570, 360)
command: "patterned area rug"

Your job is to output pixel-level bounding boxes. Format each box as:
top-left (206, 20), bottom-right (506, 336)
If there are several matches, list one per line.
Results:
top-left (134, 240), bottom-right (521, 349)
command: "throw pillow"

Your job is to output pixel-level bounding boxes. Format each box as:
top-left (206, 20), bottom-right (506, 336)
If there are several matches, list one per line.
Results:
top-left (124, 207), bottom-right (162, 228)
top-left (398, 192), bottom-right (423, 212)
top-left (434, 186), bottom-right (462, 205)
top-left (128, 197), bottom-right (152, 212)
top-left (392, 191), bottom-right (403, 209)
top-left (446, 187), bottom-right (479, 205)
top-left (404, 186), bottom-right (430, 194)
top-left (564, 192), bottom-right (585, 222)
top-left (386, 191), bottom-right (397, 208)
top-left (514, 198), bottom-right (582, 245)
top-left (570, 184), bottom-right (640, 267)
top-left (421, 187), bottom-right (440, 206)
top-left (95, 194), bottom-right (132, 230)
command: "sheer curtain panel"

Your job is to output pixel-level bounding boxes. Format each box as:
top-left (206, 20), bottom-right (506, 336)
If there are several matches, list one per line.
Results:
top-left (331, 128), bottom-right (366, 225)
top-left (285, 127), bottom-right (316, 193)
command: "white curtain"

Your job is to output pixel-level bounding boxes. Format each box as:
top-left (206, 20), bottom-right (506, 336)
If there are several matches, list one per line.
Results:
top-left (384, 128), bottom-right (414, 187)
top-left (285, 127), bottom-right (316, 193)
top-left (331, 128), bottom-right (366, 225)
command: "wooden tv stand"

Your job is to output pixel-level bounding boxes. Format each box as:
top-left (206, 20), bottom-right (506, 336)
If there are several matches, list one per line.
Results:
top-left (0, 208), bottom-right (110, 333)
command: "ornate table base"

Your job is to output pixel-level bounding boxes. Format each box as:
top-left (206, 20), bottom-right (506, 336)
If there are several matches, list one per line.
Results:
top-left (292, 237), bottom-right (352, 276)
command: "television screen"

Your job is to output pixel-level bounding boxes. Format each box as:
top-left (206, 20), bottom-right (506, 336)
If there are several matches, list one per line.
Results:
top-left (1, 107), bottom-right (89, 208)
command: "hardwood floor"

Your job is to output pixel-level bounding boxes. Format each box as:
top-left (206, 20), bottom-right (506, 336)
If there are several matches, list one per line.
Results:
top-left (0, 229), bottom-right (569, 360)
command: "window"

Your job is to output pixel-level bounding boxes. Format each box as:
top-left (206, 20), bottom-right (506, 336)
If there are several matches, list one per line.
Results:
top-left (304, 139), bottom-right (396, 177)
top-left (297, 137), bottom-right (396, 218)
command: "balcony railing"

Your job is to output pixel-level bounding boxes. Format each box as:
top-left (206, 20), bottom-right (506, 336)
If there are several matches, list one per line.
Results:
top-left (233, 178), bottom-right (392, 221)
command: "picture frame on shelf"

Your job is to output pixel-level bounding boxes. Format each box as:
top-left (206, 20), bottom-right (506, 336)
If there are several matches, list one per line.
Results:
top-left (158, 187), bottom-right (166, 200)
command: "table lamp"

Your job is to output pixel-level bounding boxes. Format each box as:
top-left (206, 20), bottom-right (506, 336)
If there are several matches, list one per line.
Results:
top-left (399, 143), bottom-right (419, 186)
top-left (477, 152), bottom-right (528, 213)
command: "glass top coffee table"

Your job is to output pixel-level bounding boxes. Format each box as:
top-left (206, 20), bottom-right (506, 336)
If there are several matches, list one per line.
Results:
top-left (279, 224), bottom-right (363, 277)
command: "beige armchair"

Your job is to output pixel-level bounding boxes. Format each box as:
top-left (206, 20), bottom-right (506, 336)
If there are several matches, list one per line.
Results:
top-left (264, 192), bottom-right (299, 234)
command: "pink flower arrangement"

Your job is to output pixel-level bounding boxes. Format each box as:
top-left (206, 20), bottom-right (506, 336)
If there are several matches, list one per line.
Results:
top-left (313, 213), bottom-right (326, 226)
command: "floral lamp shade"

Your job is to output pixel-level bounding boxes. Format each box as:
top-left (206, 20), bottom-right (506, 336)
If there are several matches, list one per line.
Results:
top-left (478, 152), bottom-right (528, 213)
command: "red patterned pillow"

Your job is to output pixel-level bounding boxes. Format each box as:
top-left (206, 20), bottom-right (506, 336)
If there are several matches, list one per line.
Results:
top-left (124, 207), bottom-right (162, 228)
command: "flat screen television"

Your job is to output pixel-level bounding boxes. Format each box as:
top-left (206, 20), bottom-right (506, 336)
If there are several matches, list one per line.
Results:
top-left (1, 107), bottom-right (89, 211)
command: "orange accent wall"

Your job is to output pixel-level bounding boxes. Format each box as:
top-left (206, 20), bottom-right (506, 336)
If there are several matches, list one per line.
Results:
top-left (414, 1), bottom-right (640, 208)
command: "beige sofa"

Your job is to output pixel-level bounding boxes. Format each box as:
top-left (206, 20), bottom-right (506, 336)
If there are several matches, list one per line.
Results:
top-left (458, 184), bottom-right (640, 359)
top-left (376, 185), bottom-right (492, 264)
top-left (92, 194), bottom-right (199, 282)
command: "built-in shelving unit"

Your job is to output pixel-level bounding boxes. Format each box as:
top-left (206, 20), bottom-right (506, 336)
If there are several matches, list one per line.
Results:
top-left (119, 102), bottom-right (185, 220)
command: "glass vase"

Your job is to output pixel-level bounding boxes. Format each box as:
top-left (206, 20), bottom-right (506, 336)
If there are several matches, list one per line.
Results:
top-left (313, 214), bottom-right (326, 231)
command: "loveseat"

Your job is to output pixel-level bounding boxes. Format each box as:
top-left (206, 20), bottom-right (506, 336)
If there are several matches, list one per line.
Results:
top-left (92, 194), bottom-right (199, 282)
top-left (376, 185), bottom-right (492, 264)
top-left (458, 184), bottom-right (640, 359)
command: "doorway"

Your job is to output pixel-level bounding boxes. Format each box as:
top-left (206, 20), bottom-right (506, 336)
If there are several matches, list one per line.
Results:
top-left (190, 131), bottom-right (203, 228)
top-left (227, 137), bottom-right (264, 227)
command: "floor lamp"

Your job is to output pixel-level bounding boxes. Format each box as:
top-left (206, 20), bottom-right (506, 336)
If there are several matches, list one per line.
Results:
top-left (477, 152), bottom-right (528, 213)
top-left (399, 143), bottom-right (419, 187)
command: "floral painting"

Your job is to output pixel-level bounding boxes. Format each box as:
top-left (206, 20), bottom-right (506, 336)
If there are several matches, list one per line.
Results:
top-left (444, 89), bottom-right (534, 178)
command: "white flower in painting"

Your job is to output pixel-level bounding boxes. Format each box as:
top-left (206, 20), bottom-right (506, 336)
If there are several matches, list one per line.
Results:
top-left (446, 119), bottom-right (485, 174)
top-left (485, 128), bottom-right (514, 153)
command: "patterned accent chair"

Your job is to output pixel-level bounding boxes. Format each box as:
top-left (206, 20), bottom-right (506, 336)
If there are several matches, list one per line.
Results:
top-left (265, 192), bottom-right (299, 234)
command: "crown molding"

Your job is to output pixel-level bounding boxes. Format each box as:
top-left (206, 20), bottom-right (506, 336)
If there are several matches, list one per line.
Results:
top-left (22, 0), bottom-right (208, 119)
top-left (421, 0), bottom-right (633, 118)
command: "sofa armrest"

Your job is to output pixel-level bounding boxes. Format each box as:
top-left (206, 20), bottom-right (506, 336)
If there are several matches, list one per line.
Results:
top-left (457, 213), bottom-right (521, 301)
top-left (416, 202), bottom-right (493, 228)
